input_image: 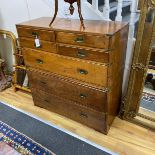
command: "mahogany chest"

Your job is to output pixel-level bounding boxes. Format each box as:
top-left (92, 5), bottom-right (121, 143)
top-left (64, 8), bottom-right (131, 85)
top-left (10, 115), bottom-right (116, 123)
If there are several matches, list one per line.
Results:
top-left (16, 17), bottom-right (128, 134)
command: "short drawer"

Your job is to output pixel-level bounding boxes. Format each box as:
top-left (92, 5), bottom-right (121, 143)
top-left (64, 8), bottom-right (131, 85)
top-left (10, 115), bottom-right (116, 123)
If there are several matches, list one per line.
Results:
top-left (28, 69), bottom-right (108, 112)
top-left (57, 44), bottom-right (109, 63)
top-left (17, 26), bottom-right (55, 42)
top-left (32, 89), bottom-right (107, 133)
top-left (20, 37), bottom-right (57, 53)
top-left (56, 32), bottom-right (110, 49)
top-left (23, 49), bottom-right (108, 87)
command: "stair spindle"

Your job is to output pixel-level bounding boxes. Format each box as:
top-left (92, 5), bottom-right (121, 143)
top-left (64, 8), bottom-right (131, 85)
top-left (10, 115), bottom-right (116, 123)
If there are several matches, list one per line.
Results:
top-left (115, 0), bottom-right (123, 21)
top-left (103, 0), bottom-right (110, 21)
top-left (126, 0), bottom-right (139, 64)
top-left (92, 0), bottom-right (98, 10)
top-left (122, 0), bottom-right (139, 94)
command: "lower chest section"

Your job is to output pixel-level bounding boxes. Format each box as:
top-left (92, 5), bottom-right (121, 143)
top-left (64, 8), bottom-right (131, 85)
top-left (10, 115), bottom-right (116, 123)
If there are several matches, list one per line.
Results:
top-left (32, 87), bottom-right (107, 133)
top-left (28, 69), bottom-right (108, 113)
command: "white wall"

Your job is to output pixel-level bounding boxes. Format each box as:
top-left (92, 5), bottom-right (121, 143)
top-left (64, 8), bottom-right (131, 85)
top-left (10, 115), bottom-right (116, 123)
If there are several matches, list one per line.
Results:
top-left (0, 36), bottom-right (14, 72)
top-left (0, 0), bottom-right (30, 35)
top-left (0, 0), bottom-right (54, 72)
top-left (0, 0), bottom-right (57, 35)
top-left (0, 0), bottom-right (29, 72)
top-left (0, 0), bottom-right (104, 72)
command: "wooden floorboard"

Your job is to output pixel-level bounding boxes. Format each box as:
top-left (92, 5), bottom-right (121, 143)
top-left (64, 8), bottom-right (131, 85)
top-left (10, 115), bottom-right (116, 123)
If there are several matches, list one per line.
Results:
top-left (0, 87), bottom-right (155, 155)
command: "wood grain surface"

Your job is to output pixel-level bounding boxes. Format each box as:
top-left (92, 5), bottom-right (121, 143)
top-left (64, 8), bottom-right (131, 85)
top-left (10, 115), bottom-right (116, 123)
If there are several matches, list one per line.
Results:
top-left (16, 17), bottom-right (128, 134)
top-left (20, 38), bottom-right (57, 53)
top-left (56, 31), bottom-right (110, 49)
top-left (57, 44), bottom-right (110, 63)
top-left (17, 26), bottom-right (55, 42)
top-left (32, 89), bottom-right (107, 133)
top-left (28, 69), bottom-right (108, 112)
top-left (16, 17), bottom-right (128, 35)
top-left (23, 49), bottom-right (109, 87)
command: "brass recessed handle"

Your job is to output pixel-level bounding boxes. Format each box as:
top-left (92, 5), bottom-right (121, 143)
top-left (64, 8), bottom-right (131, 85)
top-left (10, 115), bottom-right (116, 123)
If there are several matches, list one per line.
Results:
top-left (79, 112), bottom-right (88, 118)
top-left (80, 93), bottom-right (87, 99)
top-left (75, 36), bottom-right (84, 43)
top-left (36, 59), bottom-right (43, 64)
top-left (41, 81), bottom-right (46, 85)
top-left (77, 69), bottom-right (88, 75)
top-left (32, 32), bottom-right (38, 37)
top-left (77, 50), bottom-right (87, 58)
top-left (44, 99), bottom-right (49, 103)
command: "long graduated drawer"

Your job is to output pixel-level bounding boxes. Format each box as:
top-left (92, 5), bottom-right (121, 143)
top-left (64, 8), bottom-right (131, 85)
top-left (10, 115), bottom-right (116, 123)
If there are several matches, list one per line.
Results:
top-left (23, 48), bottom-right (109, 87)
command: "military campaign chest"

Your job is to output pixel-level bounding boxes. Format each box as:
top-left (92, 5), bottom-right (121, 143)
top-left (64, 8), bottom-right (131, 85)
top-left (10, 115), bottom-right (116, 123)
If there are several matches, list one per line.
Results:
top-left (16, 17), bottom-right (128, 134)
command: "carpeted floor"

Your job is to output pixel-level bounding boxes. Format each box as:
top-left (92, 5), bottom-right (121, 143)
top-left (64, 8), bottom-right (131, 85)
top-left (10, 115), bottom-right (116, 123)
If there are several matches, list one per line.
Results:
top-left (0, 121), bottom-right (55, 155)
top-left (0, 101), bottom-right (116, 155)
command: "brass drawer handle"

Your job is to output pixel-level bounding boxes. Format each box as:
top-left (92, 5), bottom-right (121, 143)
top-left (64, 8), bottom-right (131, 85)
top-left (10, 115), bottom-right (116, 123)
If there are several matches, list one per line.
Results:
top-left (75, 37), bottom-right (84, 43)
top-left (41, 81), bottom-right (46, 85)
top-left (32, 32), bottom-right (38, 37)
top-left (80, 112), bottom-right (88, 118)
top-left (36, 59), bottom-right (43, 64)
top-left (80, 93), bottom-right (87, 99)
top-left (78, 69), bottom-right (88, 75)
top-left (44, 99), bottom-right (49, 103)
top-left (77, 50), bottom-right (87, 58)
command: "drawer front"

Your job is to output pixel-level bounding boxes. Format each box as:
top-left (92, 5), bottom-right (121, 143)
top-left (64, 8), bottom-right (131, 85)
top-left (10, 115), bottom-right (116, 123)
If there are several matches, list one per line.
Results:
top-left (20, 38), bottom-right (57, 53)
top-left (17, 26), bottom-right (55, 42)
top-left (32, 89), bottom-right (107, 133)
top-left (28, 70), bottom-right (107, 112)
top-left (23, 49), bottom-right (108, 87)
top-left (56, 32), bottom-right (109, 49)
top-left (57, 44), bottom-right (109, 63)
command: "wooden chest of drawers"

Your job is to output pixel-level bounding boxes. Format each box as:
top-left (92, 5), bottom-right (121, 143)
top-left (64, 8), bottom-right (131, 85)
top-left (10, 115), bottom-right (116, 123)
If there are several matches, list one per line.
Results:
top-left (16, 17), bottom-right (128, 134)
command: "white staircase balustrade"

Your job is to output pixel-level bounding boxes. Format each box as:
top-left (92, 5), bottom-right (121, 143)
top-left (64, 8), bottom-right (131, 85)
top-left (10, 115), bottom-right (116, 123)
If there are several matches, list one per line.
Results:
top-left (102, 0), bottom-right (110, 21)
top-left (82, 0), bottom-right (106, 20)
top-left (126, 0), bottom-right (139, 68)
top-left (122, 0), bottom-right (139, 94)
top-left (92, 0), bottom-right (98, 10)
top-left (115, 0), bottom-right (123, 21)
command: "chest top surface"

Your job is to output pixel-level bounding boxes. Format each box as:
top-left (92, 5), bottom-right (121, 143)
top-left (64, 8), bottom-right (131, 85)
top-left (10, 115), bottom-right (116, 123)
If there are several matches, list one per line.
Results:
top-left (17, 17), bottom-right (128, 36)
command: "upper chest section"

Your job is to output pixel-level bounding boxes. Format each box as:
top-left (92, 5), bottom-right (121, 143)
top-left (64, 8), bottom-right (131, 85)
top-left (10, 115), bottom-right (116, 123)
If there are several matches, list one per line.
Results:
top-left (16, 17), bottom-right (128, 48)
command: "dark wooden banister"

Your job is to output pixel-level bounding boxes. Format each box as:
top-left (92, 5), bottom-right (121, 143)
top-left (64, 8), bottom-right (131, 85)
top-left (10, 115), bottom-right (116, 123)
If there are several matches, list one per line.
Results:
top-left (49, 0), bottom-right (85, 29)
